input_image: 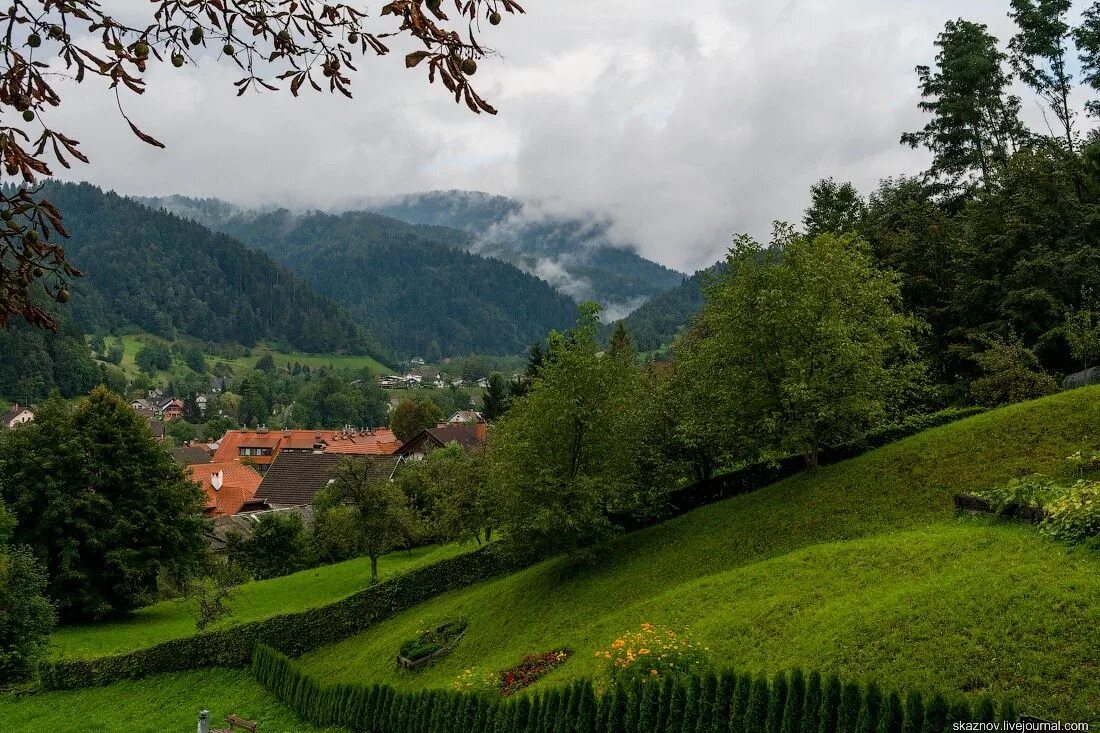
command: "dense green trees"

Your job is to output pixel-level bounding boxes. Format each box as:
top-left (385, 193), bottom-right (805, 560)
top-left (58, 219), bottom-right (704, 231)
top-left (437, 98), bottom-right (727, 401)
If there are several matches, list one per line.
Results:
top-left (486, 304), bottom-right (649, 556)
top-left (0, 314), bottom-right (100, 403)
top-left (390, 399), bottom-right (446, 442)
top-left (228, 512), bottom-right (315, 581)
top-left (394, 444), bottom-right (500, 546)
top-left (674, 229), bottom-right (921, 468)
top-left (0, 501), bottom-right (55, 683)
top-left (0, 388), bottom-right (206, 621)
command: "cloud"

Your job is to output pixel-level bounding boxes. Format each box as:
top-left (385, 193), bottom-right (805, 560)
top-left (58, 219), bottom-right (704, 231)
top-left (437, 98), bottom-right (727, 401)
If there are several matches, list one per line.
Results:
top-left (46, 0), bottom-right (1094, 273)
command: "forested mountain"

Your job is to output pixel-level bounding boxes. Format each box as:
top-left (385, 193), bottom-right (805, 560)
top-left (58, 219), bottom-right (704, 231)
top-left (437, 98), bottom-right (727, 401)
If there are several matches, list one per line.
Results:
top-left (0, 306), bottom-right (100, 404)
top-left (36, 183), bottom-right (384, 357)
top-left (146, 204), bottom-right (579, 358)
top-left (618, 264), bottom-right (721, 352)
top-left (368, 191), bottom-right (684, 318)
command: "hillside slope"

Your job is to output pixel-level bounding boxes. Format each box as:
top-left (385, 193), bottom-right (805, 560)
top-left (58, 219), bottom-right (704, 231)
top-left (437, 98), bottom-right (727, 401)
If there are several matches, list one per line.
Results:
top-left (619, 262), bottom-right (720, 351)
top-left (293, 389), bottom-right (1100, 719)
top-left (40, 183), bottom-right (383, 357)
top-left (142, 198), bottom-right (580, 357)
top-left (368, 190), bottom-right (685, 319)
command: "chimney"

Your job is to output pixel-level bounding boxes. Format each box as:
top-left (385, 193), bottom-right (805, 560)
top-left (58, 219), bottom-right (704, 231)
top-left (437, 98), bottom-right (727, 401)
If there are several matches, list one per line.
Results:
top-left (475, 418), bottom-right (487, 442)
top-left (211, 471), bottom-right (224, 492)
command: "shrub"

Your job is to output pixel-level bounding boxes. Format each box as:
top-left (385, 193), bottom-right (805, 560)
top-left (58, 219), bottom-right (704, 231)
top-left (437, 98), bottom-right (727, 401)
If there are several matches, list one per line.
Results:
top-left (1042, 480), bottom-right (1100, 544)
top-left (227, 511), bottom-right (315, 581)
top-left (595, 624), bottom-right (712, 688)
top-left (398, 618), bottom-right (468, 665)
top-left (0, 544), bottom-right (56, 683)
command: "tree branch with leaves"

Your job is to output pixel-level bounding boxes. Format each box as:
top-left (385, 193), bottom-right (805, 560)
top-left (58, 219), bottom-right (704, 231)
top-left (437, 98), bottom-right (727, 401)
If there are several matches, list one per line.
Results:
top-left (0, 0), bottom-right (524, 330)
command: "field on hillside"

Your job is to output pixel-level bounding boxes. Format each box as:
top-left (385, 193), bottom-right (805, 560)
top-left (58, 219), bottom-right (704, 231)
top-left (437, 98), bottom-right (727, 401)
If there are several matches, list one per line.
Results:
top-left (289, 389), bottom-right (1100, 720)
top-left (0, 668), bottom-right (338, 733)
top-left (107, 333), bottom-right (392, 385)
top-left (50, 542), bottom-right (468, 660)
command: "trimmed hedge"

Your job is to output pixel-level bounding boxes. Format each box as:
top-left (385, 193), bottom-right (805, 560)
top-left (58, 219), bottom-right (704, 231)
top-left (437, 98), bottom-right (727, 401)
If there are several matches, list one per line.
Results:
top-left (613, 407), bottom-right (986, 532)
top-left (38, 547), bottom-right (529, 691)
top-left (252, 644), bottom-right (1013, 733)
top-left (38, 407), bottom-right (986, 691)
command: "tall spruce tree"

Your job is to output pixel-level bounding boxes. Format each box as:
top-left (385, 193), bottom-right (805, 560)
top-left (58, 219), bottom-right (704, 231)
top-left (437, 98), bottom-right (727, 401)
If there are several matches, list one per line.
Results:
top-left (767, 674), bottom-right (790, 733)
top-left (836, 682), bottom-right (862, 733)
top-left (782, 669), bottom-right (807, 733)
top-left (879, 691), bottom-right (904, 733)
top-left (901, 19), bottom-right (1026, 192)
top-left (801, 672), bottom-right (823, 733)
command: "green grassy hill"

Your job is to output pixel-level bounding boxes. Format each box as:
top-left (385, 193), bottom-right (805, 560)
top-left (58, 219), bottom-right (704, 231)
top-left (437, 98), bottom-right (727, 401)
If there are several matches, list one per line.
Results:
top-left (5, 388), bottom-right (1100, 729)
top-left (288, 388), bottom-right (1100, 719)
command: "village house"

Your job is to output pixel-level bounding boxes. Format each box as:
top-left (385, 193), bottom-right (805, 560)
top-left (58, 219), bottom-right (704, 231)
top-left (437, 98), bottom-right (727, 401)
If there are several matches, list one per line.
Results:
top-left (396, 419), bottom-right (487, 461)
top-left (171, 442), bottom-right (214, 466)
top-left (2, 403), bottom-right (34, 429)
top-left (448, 410), bottom-right (483, 425)
top-left (187, 462), bottom-right (264, 517)
top-left (160, 399), bottom-right (185, 422)
top-left (211, 426), bottom-right (401, 473)
top-left (254, 451), bottom-right (403, 509)
top-left (195, 394), bottom-right (208, 414)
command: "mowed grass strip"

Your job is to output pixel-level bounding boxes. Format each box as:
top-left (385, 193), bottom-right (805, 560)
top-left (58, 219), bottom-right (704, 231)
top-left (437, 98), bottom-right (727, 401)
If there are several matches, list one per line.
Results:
top-left (292, 389), bottom-right (1100, 719)
top-left (49, 542), bottom-right (469, 660)
top-left (0, 668), bottom-right (340, 733)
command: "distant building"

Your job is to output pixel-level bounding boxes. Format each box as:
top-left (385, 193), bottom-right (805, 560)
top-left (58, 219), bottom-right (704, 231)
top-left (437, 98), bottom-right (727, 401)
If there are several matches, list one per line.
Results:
top-left (254, 451), bottom-right (403, 509)
top-left (160, 399), bottom-right (184, 422)
top-left (448, 410), bottom-right (482, 425)
top-left (475, 377), bottom-right (490, 389)
top-left (195, 394), bottom-right (208, 414)
top-left (171, 442), bottom-right (214, 466)
top-left (211, 426), bottom-right (401, 473)
top-left (188, 462), bottom-right (263, 517)
top-left (396, 422), bottom-right (487, 462)
top-left (2, 403), bottom-right (34, 430)
top-left (146, 417), bottom-right (165, 441)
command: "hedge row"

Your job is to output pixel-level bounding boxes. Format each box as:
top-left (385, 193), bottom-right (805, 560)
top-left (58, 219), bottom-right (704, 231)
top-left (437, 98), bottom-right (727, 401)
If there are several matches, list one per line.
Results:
top-left (38, 546), bottom-right (530, 691)
top-left (252, 644), bottom-right (1016, 733)
top-left (614, 407), bottom-right (986, 532)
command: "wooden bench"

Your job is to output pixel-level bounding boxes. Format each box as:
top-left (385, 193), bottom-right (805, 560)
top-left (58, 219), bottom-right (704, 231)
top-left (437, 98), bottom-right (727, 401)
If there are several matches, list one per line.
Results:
top-left (212, 714), bottom-right (258, 733)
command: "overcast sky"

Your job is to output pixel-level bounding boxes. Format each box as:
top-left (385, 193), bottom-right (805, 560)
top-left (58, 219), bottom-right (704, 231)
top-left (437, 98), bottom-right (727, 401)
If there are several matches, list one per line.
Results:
top-left (50, 0), bottom-right (1093, 273)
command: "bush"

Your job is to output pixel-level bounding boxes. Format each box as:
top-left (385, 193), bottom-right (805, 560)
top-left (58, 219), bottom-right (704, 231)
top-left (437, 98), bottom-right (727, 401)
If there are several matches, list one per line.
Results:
top-left (595, 624), bottom-right (711, 689)
top-left (1043, 480), bottom-right (1100, 544)
top-left (227, 512), bottom-right (315, 581)
top-left (0, 545), bottom-right (56, 683)
top-left (397, 618), bottom-right (468, 664)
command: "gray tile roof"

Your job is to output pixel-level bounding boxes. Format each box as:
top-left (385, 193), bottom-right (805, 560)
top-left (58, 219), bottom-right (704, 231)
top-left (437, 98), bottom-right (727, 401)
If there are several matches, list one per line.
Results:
top-left (255, 451), bottom-right (402, 507)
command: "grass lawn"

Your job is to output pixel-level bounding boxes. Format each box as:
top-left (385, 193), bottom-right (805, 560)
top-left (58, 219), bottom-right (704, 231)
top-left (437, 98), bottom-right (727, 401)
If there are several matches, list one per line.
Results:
top-left (49, 542), bottom-right (470, 660)
top-left (291, 388), bottom-right (1100, 720)
top-left (0, 668), bottom-right (340, 733)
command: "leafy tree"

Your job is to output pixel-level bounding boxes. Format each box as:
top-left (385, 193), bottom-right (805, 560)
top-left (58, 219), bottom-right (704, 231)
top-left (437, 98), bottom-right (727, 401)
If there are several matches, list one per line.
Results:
top-left (182, 393), bottom-right (203, 423)
top-left (329, 457), bottom-right (416, 582)
top-left (487, 304), bottom-right (648, 557)
top-left (1009, 0), bottom-right (1076, 152)
top-left (228, 512), bottom-right (314, 581)
top-left (396, 444), bottom-right (500, 546)
top-left (1065, 292), bottom-right (1100, 369)
top-left (608, 321), bottom-right (634, 358)
top-left (0, 387), bottom-right (206, 621)
top-left (165, 418), bottom-right (198, 445)
top-left (292, 373), bottom-right (388, 429)
top-left (0, 501), bottom-right (55, 683)
top-left (2, 1), bottom-right (519, 332)
top-left (970, 335), bottom-right (1058, 406)
top-left (803, 178), bottom-right (865, 237)
top-left (676, 228), bottom-right (922, 468)
top-left (180, 345), bottom-right (208, 374)
top-left (901, 19), bottom-right (1026, 191)
top-left (481, 372), bottom-right (510, 421)
top-left (312, 486), bottom-right (367, 564)
top-left (390, 398), bottom-right (445, 443)
top-left (1076, 2), bottom-right (1100, 119)
top-left (135, 343), bottom-right (172, 375)
top-left (255, 353), bottom-right (277, 373)
top-left (202, 414), bottom-right (238, 442)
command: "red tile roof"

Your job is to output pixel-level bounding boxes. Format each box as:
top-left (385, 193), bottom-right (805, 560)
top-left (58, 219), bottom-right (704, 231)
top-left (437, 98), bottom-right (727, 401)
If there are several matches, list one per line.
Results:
top-left (212, 428), bottom-right (401, 464)
top-left (188, 462), bottom-right (263, 517)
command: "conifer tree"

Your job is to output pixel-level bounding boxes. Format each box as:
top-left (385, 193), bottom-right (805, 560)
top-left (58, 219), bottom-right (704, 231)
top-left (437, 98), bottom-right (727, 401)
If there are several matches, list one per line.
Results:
top-left (623, 681), bottom-right (644, 733)
top-left (557, 684), bottom-right (579, 733)
top-left (878, 691), bottom-right (903, 733)
top-left (947, 700), bottom-right (972, 728)
top-left (767, 673), bottom-right (790, 733)
top-left (856, 683), bottom-right (882, 733)
top-left (715, 672), bottom-right (736, 733)
top-left (836, 683), bottom-right (862, 733)
top-left (999, 700), bottom-right (1018, 725)
top-left (655, 678), bottom-right (675, 733)
top-left (639, 681), bottom-right (661, 733)
top-left (802, 672), bottom-right (823, 733)
top-left (528, 695), bottom-right (545, 733)
top-left (900, 692), bottom-right (923, 733)
top-left (973, 697), bottom-right (995, 725)
top-left (682, 676), bottom-right (703, 733)
top-left (696, 672), bottom-right (718, 733)
top-left (745, 677), bottom-right (770, 733)
top-left (608, 686), bottom-right (629, 733)
top-left (730, 674), bottom-right (752, 733)
top-left (783, 670), bottom-right (807, 733)
top-left (923, 694), bottom-right (950, 733)
top-left (577, 681), bottom-right (599, 733)
top-left (666, 680), bottom-right (688, 733)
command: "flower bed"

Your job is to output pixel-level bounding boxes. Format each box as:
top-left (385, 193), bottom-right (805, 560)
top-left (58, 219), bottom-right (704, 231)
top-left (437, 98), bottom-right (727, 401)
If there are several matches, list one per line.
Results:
top-left (396, 619), bottom-right (468, 669)
top-left (594, 623), bottom-right (711, 689)
top-left (451, 649), bottom-right (573, 696)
